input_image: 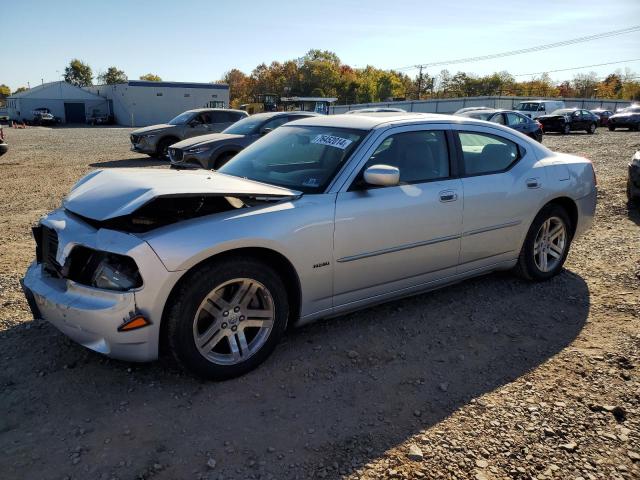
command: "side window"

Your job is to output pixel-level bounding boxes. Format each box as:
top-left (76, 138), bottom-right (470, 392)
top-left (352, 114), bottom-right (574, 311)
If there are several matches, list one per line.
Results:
top-left (363, 130), bottom-right (450, 185)
top-left (209, 111), bottom-right (227, 123)
top-left (491, 113), bottom-right (506, 125)
top-left (458, 132), bottom-right (521, 176)
top-left (198, 112), bottom-right (212, 124)
top-left (506, 113), bottom-right (525, 126)
top-left (261, 116), bottom-right (290, 132)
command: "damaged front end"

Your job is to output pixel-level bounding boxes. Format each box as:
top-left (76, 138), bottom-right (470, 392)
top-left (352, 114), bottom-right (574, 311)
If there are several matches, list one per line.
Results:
top-left (70, 193), bottom-right (283, 233)
top-left (21, 168), bottom-right (302, 361)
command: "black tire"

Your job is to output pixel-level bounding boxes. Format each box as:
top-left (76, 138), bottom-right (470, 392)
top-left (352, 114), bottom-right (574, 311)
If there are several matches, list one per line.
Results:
top-left (165, 257), bottom-right (289, 380)
top-left (609, 125), bottom-right (616, 131)
top-left (212, 152), bottom-right (237, 170)
top-left (587, 122), bottom-right (596, 134)
top-left (155, 137), bottom-right (178, 160)
top-left (562, 123), bottom-right (571, 135)
top-left (514, 204), bottom-right (573, 282)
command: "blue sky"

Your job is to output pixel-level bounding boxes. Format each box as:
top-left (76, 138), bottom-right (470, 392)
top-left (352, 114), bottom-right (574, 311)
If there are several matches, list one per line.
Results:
top-left (3, 0), bottom-right (640, 91)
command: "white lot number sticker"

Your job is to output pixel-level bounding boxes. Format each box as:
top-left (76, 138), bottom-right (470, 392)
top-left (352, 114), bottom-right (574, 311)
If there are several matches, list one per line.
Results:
top-left (311, 134), bottom-right (353, 150)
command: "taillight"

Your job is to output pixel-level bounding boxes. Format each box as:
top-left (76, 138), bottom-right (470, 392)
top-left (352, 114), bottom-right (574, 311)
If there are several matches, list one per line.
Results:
top-left (587, 160), bottom-right (597, 187)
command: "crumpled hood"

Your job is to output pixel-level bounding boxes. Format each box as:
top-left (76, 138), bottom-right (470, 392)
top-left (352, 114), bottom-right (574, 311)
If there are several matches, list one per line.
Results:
top-left (171, 133), bottom-right (245, 150)
top-left (131, 124), bottom-right (174, 135)
top-left (63, 168), bottom-right (301, 221)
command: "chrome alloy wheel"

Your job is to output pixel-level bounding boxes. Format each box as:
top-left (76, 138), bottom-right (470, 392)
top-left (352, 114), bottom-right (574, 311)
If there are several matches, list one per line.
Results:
top-left (533, 216), bottom-right (567, 272)
top-left (192, 278), bottom-right (275, 365)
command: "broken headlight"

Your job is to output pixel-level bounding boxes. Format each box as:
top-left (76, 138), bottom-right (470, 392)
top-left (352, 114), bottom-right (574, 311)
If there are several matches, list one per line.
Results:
top-left (66, 247), bottom-right (143, 291)
top-left (91, 255), bottom-right (142, 291)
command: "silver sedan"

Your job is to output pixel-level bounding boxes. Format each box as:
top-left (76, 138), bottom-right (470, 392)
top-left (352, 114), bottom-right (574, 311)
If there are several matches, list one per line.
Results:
top-left (22, 113), bottom-right (597, 379)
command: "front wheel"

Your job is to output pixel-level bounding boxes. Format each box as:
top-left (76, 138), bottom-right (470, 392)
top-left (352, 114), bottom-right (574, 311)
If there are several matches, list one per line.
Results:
top-left (609, 125), bottom-right (616, 131)
top-left (562, 123), bottom-right (571, 135)
top-left (166, 258), bottom-right (289, 380)
top-left (587, 123), bottom-right (596, 134)
top-left (514, 205), bottom-right (572, 281)
top-left (155, 137), bottom-right (177, 160)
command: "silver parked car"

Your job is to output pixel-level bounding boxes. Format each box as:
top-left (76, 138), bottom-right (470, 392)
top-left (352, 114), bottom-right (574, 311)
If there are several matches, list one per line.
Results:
top-left (130, 108), bottom-right (248, 159)
top-left (169, 111), bottom-right (319, 170)
top-left (22, 113), bottom-right (597, 379)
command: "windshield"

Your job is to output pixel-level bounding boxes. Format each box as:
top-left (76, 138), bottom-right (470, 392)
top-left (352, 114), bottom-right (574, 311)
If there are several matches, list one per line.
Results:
top-left (618, 106), bottom-right (640, 113)
top-left (516, 102), bottom-right (543, 111)
top-left (460, 111), bottom-right (495, 120)
top-left (168, 111), bottom-right (195, 125)
top-left (550, 109), bottom-right (576, 115)
top-left (218, 125), bottom-right (367, 193)
top-left (222, 114), bottom-right (272, 135)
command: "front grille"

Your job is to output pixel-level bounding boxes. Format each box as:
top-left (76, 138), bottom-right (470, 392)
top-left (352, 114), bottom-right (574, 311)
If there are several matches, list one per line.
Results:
top-left (169, 148), bottom-right (183, 162)
top-left (41, 225), bottom-right (61, 276)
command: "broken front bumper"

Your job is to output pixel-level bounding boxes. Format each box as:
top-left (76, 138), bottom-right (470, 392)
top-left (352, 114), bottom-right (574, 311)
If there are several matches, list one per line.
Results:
top-left (20, 208), bottom-right (180, 362)
top-left (22, 262), bottom-right (156, 361)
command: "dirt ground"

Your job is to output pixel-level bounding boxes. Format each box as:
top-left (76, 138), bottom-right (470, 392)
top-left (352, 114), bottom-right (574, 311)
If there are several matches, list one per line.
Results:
top-left (0, 125), bottom-right (638, 480)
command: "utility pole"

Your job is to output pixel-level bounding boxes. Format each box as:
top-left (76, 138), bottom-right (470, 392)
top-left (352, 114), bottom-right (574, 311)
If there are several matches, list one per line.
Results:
top-left (417, 65), bottom-right (423, 100)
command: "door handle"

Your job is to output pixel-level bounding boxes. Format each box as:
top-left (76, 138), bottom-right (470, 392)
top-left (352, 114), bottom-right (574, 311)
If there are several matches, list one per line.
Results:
top-left (526, 177), bottom-right (541, 189)
top-left (439, 190), bottom-right (458, 202)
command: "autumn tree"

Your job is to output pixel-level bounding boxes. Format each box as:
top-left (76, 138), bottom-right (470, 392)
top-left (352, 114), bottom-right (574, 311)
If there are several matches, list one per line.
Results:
top-left (64, 59), bottom-right (93, 87)
top-left (98, 67), bottom-right (127, 85)
top-left (139, 73), bottom-right (162, 82)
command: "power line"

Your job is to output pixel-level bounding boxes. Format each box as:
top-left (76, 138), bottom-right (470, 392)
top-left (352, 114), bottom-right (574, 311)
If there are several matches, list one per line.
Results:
top-left (513, 58), bottom-right (640, 77)
top-left (397, 25), bottom-right (640, 71)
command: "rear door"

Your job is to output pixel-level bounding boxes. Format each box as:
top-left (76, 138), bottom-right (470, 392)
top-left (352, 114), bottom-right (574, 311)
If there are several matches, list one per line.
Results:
top-left (505, 112), bottom-right (529, 135)
top-left (333, 126), bottom-right (463, 306)
top-left (452, 126), bottom-right (545, 272)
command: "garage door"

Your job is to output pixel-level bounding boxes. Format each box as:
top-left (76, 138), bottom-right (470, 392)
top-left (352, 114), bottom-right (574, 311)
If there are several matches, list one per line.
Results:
top-left (64, 103), bottom-right (85, 123)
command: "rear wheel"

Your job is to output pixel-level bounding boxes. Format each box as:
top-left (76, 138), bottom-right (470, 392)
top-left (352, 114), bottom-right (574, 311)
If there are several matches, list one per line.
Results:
top-left (166, 258), bottom-right (289, 380)
top-left (587, 122), bottom-right (596, 134)
top-left (609, 125), bottom-right (616, 131)
top-left (514, 204), bottom-right (572, 281)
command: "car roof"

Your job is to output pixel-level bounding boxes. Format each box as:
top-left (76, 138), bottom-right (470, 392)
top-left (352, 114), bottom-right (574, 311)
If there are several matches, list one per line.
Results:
top-left (186, 108), bottom-right (247, 114)
top-left (287, 112), bottom-right (492, 130)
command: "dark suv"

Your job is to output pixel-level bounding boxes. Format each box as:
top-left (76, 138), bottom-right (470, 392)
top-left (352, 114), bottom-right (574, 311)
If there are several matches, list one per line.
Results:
top-left (169, 111), bottom-right (319, 169)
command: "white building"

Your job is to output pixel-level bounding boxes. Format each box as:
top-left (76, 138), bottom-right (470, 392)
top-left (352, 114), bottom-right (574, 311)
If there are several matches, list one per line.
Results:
top-left (87, 81), bottom-right (230, 126)
top-left (6, 81), bottom-right (110, 123)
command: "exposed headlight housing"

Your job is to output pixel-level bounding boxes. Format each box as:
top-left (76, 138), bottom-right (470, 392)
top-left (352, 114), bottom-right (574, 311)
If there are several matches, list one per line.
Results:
top-left (65, 246), bottom-right (143, 291)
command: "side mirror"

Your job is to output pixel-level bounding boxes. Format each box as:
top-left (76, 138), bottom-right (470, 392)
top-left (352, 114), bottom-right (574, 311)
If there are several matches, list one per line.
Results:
top-left (260, 127), bottom-right (273, 136)
top-left (363, 164), bottom-right (400, 187)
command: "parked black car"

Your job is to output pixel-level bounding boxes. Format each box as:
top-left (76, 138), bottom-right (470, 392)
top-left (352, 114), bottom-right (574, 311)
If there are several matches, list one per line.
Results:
top-left (608, 105), bottom-right (640, 131)
top-left (537, 109), bottom-right (598, 134)
top-left (169, 111), bottom-right (320, 169)
top-left (628, 151), bottom-right (640, 202)
top-left (456, 109), bottom-right (543, 142)
top-left (590, 108), bottom-right (613, 126)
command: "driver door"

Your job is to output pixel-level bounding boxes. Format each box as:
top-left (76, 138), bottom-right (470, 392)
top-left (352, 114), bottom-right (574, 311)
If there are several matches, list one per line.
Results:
top-left (333, 127), bottom-right (463, 307)
top-left (185, 112), bottom-right (212, 138)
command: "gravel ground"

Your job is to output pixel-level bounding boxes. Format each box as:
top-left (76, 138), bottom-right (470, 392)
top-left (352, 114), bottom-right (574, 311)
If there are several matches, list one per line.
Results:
top-left (0, 125), bottom-right (638, 480)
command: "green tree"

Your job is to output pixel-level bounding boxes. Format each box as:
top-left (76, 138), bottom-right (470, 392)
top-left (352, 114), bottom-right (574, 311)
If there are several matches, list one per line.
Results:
top-left (139, 73), bottom-right (162, 82)
top-left (12, 86), bottom-right (29, 95)
top-left (64, 59), bottom-right (93, 87)
top-left (98, 67), bottom-right (127, 85)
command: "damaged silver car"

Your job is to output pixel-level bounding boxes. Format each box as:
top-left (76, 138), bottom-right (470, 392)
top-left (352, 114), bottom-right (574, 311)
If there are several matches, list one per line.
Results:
top-left (22, 113), bottom-right (597, 379)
